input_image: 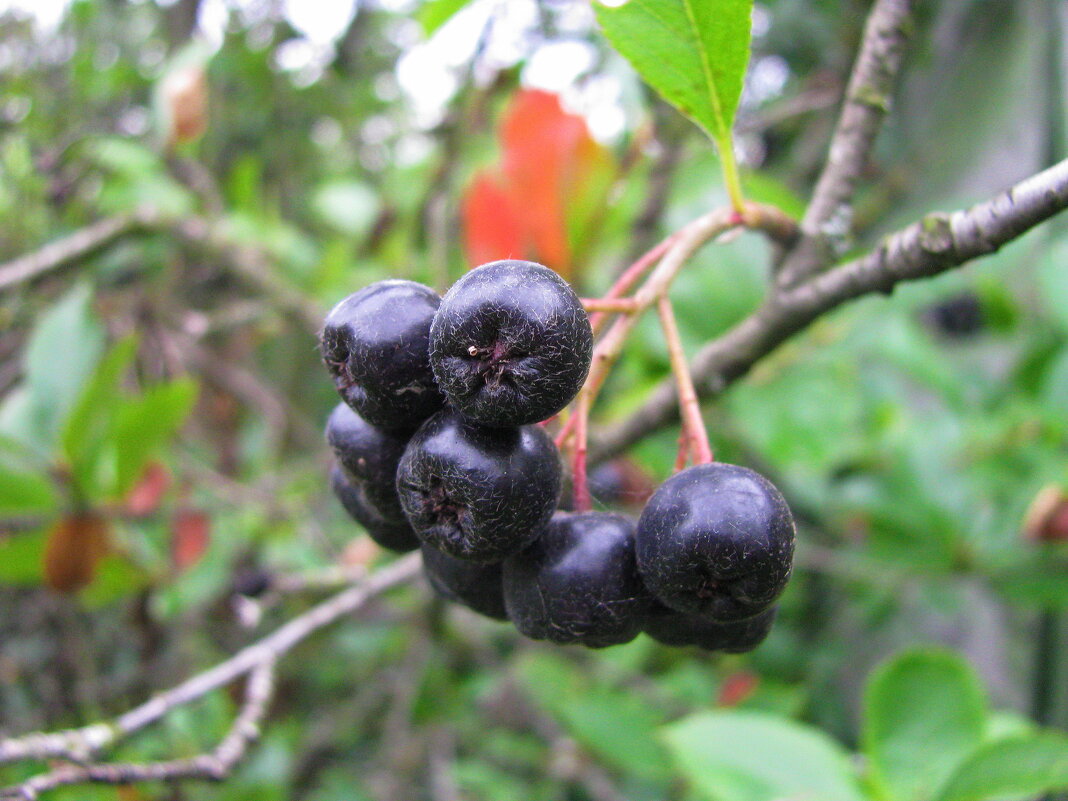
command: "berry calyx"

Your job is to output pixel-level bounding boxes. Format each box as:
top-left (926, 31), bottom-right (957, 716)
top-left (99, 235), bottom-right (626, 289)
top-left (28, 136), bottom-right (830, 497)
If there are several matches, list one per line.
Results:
top-left (429, 260), bottom-right (593, 427)
top-left (395, 408), bottom-right (561, 563)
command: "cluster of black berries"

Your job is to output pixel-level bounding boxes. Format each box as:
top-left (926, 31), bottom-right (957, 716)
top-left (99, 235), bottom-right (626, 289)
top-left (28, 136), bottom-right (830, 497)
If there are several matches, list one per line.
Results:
top-left (320, 259), bottom-right (796, 653)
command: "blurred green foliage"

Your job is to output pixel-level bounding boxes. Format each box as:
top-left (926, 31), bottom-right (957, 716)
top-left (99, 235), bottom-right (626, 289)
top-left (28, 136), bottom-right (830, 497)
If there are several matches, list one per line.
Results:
top-left (1, 0), bottom-right (1067, 799)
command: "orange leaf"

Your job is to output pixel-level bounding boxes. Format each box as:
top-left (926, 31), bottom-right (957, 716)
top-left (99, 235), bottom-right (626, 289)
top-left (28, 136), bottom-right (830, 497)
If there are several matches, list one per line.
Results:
top-left (43, 514), bottom-right (110, 593)
top-left (124, 461), bottom-right (171, 517)
top-left (171, 509), bottom-right (211, 572)
top-left (462, 171), bottom-right (525, 267)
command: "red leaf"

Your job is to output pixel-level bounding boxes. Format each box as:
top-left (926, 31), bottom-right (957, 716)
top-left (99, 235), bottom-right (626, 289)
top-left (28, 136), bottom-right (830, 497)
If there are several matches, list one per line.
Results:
top-left (717, 671), bottom-right (759, 707)
top-left (499, 90), bottom-right (585, 275)
top-left (171, 509), bottom-right (211, 572)
top-left (124, 462), bottom-right (171, 517)
top-left (461, 89), bottom-right (612, 280)
top-left (43, 514), bottom-right (110, 593)
top-left (462, 171), bottom-right (525, 267)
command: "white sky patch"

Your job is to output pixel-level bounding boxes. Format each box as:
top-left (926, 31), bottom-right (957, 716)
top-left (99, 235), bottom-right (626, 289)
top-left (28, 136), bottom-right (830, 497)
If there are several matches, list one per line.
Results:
top-left (522, 40), bottom-right (595, 93)
top-left (196, 0), bottom-right (230, 47)
top-left (562, 73), bottom-right (627, 143)
top-left (752, 4), bottom-right (771, 38)
top-left (395, 0), bottom-right (495, 127)
top-left (746, 54), bottom-right (789, 104)
top-left (0, 0), bottom-right (70, 31)
top-left (273, 37), bottom-right (318, 71)
top-left (1, 0), bottom-right (631, 141)
top-left (281, 0), bottom-right (355, 45)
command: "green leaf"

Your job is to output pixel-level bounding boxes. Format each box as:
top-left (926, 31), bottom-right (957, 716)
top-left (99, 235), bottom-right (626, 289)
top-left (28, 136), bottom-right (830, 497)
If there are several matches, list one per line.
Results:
top-left (863, 648), bottom-right (987, 801)
top-left (935, 734), bottom-right (1068, 801)
top-left (80, 554), bottom-right (146, 608)
top-left (85, 137), bottom-right (162, 177)
top-left (516, 652), bottom-right (671, 782)
top-left (595, 0), bottom-right (752, 207)
top-left (8, 284), bottom-right (105, 452)
top-left (110, 378), bottom-right (197, 498)
top-left (62, 335), bottom-right (139, 497)
top-left (418, 0), bottom-right (473, 35)
top-left (663, 710), bottom-right (865, 801)
top-left (560, 691), bottom-right (671, 782)
top-left (0, 463), bottom-right (58, 515)
top-left (0, 529), bottom-right (47, 584)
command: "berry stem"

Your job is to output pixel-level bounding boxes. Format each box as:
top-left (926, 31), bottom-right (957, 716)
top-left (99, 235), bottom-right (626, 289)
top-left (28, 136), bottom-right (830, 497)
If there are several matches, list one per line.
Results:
top-left (674, 428), bottom-right (691, 472)
top-left (581, 298), bottom-right (640, 313)
top-left (554, 413), bottom-right (577, 449)
top-left (583, 206), bottom-right (740, 409)
top-left (561, 201), bottom-right (795, 461)
top-left (572, 392), bottom-right (592, 513)
top-left (657, 295), bottom-right (713, 465)
top-left (588, 234), bottom-right (678, 334)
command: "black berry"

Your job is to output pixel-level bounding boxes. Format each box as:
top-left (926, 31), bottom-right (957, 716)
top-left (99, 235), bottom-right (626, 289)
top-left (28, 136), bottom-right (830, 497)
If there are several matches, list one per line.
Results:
top-left (503, 512), bottom-right (653, 648)
top-left (421, 544), bottom-right (508, 621)
top-left (331, 465), bottom-right (420, 552)
top-left (636, 463), bottom-right (795, 621)
top-left (395, 408), bottom-right (561, 563)
top-left (589, 459), bottom-right (655, 509)
top-left (644, 602), bottom-right (777, 653)
top-left (429, 260), bottom-right (593, 427)
top-left (325, 402), bottom-right (408, 523)
top-left (320, 280), bottom-right (444, 431)
top-left (924, 292), bottom-right (985, 339)
top-left (232, 568), bottom-right (273, 598)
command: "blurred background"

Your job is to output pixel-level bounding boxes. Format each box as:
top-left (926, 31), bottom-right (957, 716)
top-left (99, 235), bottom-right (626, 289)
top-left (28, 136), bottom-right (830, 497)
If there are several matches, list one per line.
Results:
top-left (1, 0), bottom-right (1067, 799)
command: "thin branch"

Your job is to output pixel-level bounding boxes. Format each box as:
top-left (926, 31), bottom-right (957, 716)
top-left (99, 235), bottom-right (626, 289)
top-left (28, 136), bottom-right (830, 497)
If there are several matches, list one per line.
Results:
top-left (0, 213), bottom-right (152, 292)
top-left (2, 660), bottom-right (277, 801)
top-left (0, 552), bottom-right (421, 768)
top-left (592, 158), bottom-right (1068, 462)
top-left (168, 216), bottom-right (325, 332)
top-left (776, 0), bottom-right (916, 289)
top-left (0, 210), bottom-right (324, 332)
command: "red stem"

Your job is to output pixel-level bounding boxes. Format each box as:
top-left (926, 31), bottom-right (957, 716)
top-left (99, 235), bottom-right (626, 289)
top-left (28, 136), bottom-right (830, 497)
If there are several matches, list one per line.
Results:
top-left (657, 295), bottom-right (713, 465)
top-left (571, 395), bottom-right (592, 513)
top-left (674, 429), bottom-right (690, 472)
top-left (588, 234), bottom-right (677, 334)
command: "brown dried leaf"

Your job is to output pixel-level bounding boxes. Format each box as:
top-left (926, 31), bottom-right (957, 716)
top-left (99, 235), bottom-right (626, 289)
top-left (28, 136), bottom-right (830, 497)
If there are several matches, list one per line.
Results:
top-left (43, 514), bottom-right (110, 593)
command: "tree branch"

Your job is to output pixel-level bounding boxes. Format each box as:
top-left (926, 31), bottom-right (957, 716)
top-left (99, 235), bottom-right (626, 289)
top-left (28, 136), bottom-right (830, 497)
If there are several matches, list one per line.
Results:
top-left (776, 0), bottom-right (916, 289)
top-left (592, 158), bottom-right (1068, 462)
top-left (0, 213), bottom-right (152, 292)
top-left (0, 552), bottom-right (421, 771)
top-left (2, 660), bottom-right (277, 801)
top-left (0, 211), bottom-right (324, 333)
